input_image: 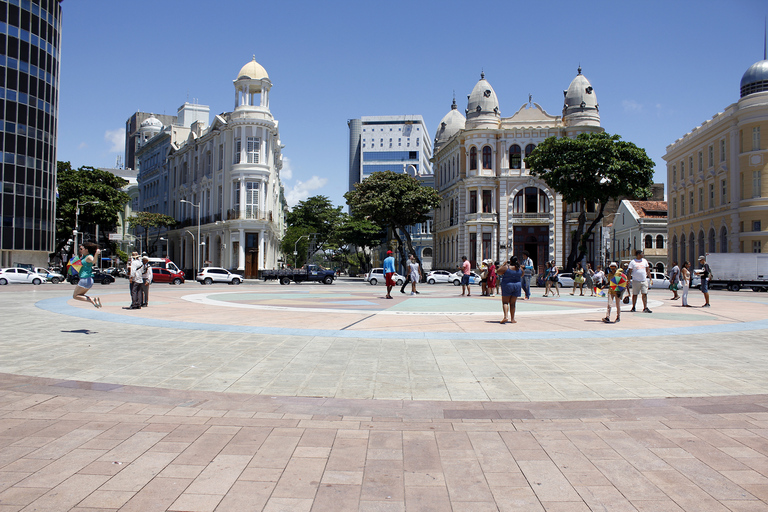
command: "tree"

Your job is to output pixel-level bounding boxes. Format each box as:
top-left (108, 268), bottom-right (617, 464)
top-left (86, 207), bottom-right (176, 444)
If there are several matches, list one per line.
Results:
top-left (525, 132), bottom-right (654, 270)
top-left (344, 170), bottom-right (440, 274)
top-left (56, 162), bottom-right (131, 254)
top-left (126, 211), bottom-right (177, 256)
top-left (335, 213), bottom-right (386, 273)
top-left (281, 196), bottom-right (345, 267)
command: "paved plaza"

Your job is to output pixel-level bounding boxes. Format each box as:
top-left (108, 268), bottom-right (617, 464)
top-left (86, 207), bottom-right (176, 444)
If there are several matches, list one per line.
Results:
top-left (1, 279), bottom-right (768, 511)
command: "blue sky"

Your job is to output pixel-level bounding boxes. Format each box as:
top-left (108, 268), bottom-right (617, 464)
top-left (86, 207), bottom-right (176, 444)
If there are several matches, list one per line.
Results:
top-left (57, 0), bottom-right (766, 208)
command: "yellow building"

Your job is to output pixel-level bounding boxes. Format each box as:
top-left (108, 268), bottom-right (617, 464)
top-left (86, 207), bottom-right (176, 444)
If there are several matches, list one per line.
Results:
top-left (664, 56), bottom-right (768, 262)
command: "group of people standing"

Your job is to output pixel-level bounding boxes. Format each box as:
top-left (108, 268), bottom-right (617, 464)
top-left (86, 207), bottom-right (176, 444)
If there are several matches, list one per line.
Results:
top-left (667, 255), bottom-right (712, 308)
top-left (123, 252), bottom-right (153, 310)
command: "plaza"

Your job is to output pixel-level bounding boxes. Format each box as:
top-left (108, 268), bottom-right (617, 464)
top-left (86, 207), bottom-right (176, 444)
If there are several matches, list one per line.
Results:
top-left (0, 280), bottom-right (767, 511)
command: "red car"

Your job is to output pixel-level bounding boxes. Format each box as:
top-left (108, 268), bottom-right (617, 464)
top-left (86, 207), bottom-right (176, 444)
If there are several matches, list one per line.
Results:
top-left (151, 267), bottom-right (185, 285)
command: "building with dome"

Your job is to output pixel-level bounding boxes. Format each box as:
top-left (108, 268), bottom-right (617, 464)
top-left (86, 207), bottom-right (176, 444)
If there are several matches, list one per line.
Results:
top-left (152, 57), bottom-right (287, 276)
top-left (664, 53), bottom-right (768, 259)
top-left (432, 68), bottom-right (604, 272)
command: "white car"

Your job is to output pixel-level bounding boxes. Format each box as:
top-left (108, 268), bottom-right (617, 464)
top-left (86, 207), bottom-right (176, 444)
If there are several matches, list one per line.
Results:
top-left (196, 267), bottom-right (243, 285)
top-left (0, 267), bottom-right (48, 285)
top-left (426, 270), bottom-right (453, 284)
top-left (34, 267), bottom-right (65, 284)
top-left (649, 272), bottom-right (670, 289)
top-left (450, 271), bottom-right (482, 286)
top-left (556, 272), bottom-right (574, 288)
top-left (365, 268), bottom-right (405, 286)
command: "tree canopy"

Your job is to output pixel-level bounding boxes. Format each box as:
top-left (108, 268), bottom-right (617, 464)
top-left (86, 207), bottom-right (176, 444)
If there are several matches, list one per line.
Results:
top-left (335, 212), bottom-right (386, 273)
top-left (56, 162), bottom-right (131, 250)
top-left (281, 196), bottom-right (344, 266)
top-left (344, 170), bottom-right (440, 272)
top-left (525, 132), bottom-right (654, 269)
top-left (127, 211), bottom-right (177, 256)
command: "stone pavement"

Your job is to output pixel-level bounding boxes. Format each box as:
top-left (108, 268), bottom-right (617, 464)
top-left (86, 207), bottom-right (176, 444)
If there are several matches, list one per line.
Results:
top-left (0, 280), bottom-right (767, 511)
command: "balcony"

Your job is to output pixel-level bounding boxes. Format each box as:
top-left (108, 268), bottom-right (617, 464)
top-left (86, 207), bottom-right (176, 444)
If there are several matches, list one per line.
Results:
top-left (226, 209), bottom-right (276, 223)
top-left (464, 212), bottom-right (497, 223)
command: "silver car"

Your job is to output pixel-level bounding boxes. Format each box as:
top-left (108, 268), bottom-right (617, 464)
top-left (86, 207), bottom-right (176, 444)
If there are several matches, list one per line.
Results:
top-left (426, 270), bottom-right (453, 284)
top-left (34, 267), bottom-right (65, 284)
top-left (0, 267), bottom-right (48, 285)
top-left (365, 268), bottom-right (405, 286)
top-left (196, 267), bottom-right (243, 285)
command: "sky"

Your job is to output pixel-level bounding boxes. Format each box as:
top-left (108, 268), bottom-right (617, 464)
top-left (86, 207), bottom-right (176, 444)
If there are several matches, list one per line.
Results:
top-left (57, 0), bottom-right (767, 209)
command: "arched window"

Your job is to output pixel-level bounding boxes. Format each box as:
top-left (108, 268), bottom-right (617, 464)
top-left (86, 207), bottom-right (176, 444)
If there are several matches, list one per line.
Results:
top-left (469, 147), bottom-right (477, 170)
top-left (449, 199), bottom-right (454, 226)
top-left (513, 187), bottom-right (549, 214)
top-left (689, 232), bottom-right (696, 263)
top-left (509, 145), bottom-right (522, 169)
top-left (644, 235), bottom-right (653, 249)
top-left (482, 146), bottom-right (492, 169)
top-left (525, 144), bottom-right (536, 157)
top-left (698, 230), bottom-right (705, 259)
top-left (708, 228), bottom-right (716, 253)
top-left (680, 234), bottom-right (686, 264)
top-left (422, 247), bottom-right (432, 258)
top-left (672, 235), bottom-right (678, 263)
top-left (656, 235), bottom-right (664, 249)
top-left (656, 262), bottom-right (665, 273)
top-left (720, 226), bottom-right (728, 252)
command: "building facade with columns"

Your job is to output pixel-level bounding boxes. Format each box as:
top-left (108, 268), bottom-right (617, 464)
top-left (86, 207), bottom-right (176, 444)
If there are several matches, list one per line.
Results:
top-left (664, 55), bottom-right (768, 261)
top-left (163, 57), bottom-right (287, 276)
top-left (432, 69), bottom-right (604, 272)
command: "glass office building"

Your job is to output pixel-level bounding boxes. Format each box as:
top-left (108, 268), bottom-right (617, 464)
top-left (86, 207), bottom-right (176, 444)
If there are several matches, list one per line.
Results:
top-left (0, 0), bottom-right (61, 267)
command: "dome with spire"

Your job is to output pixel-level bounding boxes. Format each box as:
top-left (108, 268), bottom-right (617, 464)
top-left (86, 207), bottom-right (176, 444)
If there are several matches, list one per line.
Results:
top-left (740, 59), bottom-right (768, 97)
top-left (434, 97), bottom-right (466, 150)
top-left (563, 66), bottom-right (600, 127)
top-left (140, 115), bottom-right (162, 129)
top-left (465, 72), bottom-right (500, 129)
top-left (236, 56), bottom-right (269, 81)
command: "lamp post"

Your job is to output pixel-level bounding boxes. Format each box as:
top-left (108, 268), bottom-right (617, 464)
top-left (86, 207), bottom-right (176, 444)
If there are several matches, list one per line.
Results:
top-left (74, 199), bottom-right (98, 248)
top-left (181, 199), bottom-right (201, 272)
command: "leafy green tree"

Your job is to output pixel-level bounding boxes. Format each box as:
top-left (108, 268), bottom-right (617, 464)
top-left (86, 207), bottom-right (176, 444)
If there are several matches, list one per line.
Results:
top-left (281, 196), bottom-right (345, 266)
top-left (126, 211), bottom-right (178, 256)
top-left (335, 213), bottom-right (386, 273)
top-left (344, 170), bottom-right (440, 273)
top-left (525, 132), bottom-right (654, 270)
top-left (56, 162), bottom-right (131, 254)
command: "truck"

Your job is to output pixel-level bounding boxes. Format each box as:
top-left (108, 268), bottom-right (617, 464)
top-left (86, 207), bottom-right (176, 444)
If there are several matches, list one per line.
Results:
top-left (703, 253), bottom-right (768, 292)
top-left (261, 264), bottom-right (335, 285)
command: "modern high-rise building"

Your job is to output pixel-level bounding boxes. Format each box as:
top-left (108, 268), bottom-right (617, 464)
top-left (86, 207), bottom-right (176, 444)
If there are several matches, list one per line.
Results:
top-left (0, 0), bottom-right (62, 267)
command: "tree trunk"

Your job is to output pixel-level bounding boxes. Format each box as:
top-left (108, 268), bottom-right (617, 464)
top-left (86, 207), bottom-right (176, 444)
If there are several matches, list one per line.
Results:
top-left (394, 225), bottom-right (424, 280)
top-left (566, 206), bottom-right (587, 271)
top-left (574, 201), bottom-right (608, 266)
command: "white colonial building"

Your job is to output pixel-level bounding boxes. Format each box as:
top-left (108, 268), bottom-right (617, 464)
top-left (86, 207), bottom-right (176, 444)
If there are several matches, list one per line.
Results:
top-left (164, 57), bottom-right (287, 277)
top-left (432, 69), bottom-right (604, 272)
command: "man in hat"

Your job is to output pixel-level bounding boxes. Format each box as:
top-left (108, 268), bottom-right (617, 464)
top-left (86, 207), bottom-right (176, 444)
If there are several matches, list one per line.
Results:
top-left (138, 255), bottom-right (153, 307)
top-left (383, 250), bottom-right (396, 299)
top-left (603, 261), bottom-right (624, 323)
top-left (124, 252), bottom-right (143, 310)
top-left (628, 249), bottom-right (653, 313)
top-left (697, 255), bottom-right (712, 307)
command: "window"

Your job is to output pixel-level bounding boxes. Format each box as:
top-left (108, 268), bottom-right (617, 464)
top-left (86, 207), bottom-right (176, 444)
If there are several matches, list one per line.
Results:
top-left (246, 137), bottom-right (260, 164)
top-left (482, 233), bottom-right (492, 261)
top-left (233, 182), bottom-right (240, 211)
top-left (680, 195), bottom-right (685, 216)
top-left (469, 147), bottom-right (477, 170)
top-left (721, 179), bottom-right (727, 205)
top-left (698, 188), bottom-right (703, 211)
top-left (513, 187), bottom-right (549, 214)
top-left (672, 165), bottom-right (676, 183)
top-left (524, 144), bottom-right (536, 160)
top-left (720, 226), bottom-right (728, 252)
top-left (245, 182), bottom-right (258, 219)
top-left (753, 127), bottom-right (761, 151)
top-left (681, 160), bottom-right (685, 176)
top-left (689, 157), bottom-right (693, 176)
top-left (217, 144), bottom-right (223, 169)
top-left (482, 190), bottom-right (492, 213)
top-left (720, 139), bottom-right (726, 162)
top-left (482, 146), bottom-right (492, 169)
top-left (754, 241), bottom-right (763, 253)
top-left (698, 152), bottom-right (703, 172)
top-left (672, 197), bottom-right (677, 218)
top-left (656, 235), bottom-right (664, 249)
top-left (754, 220), bottom-right (762, 232)
top-left (469, 190), bottom-right (477, 213)
top-left (680, 234), bottom-right (686, 262)
top-left (644, 235), bottom-right (653, 249)
top-left (469, 232), bottom-right (477, 267)
top-left (709, 183), bottom-right (714, 208)
top-left (708, 146), bottom-right (713, 167)
top-left (234, 139), bottom-right (241, 164)
top-left (509, 145), bottom-right (522, 169)
top-left (689, 192), bottom-right (694, 213)
top-left (753, 170), bottom-right (762, 198)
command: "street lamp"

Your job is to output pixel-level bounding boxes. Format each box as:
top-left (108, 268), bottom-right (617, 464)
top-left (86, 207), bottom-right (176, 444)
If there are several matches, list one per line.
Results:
top-left (74, 199), bottom-right (98, 248)
top-left (180, 199), bottom-right (201, 272)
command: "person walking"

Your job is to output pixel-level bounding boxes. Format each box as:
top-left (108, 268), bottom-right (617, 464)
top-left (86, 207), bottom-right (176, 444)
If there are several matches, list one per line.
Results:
top-left (460, 256), bottom-right (472, 296)
top-left (139, 255), bottom-right (153, 307)
top-left (548, 261), bottom-right (560, 297)
top-left (603, 262), bottom-right (624, 323)
top-left (697, 255), bottom-right (713, 307)
top-left (479, 260), bottom-right (489, 296)
top-left (72, 242), bottom-right (101, 308)
top-left (680, 261), bottom-right (692, 307)
top-left (668, 261), bottom-right (681, 300)
top-left (383, 250), bottom-right (396, 299)
top-left (497, 255), bottom-right (522, 324)
top-left (628, 250), bottom-right (653, 313)
top-left (521, 250), bottom-right (534, 300)
top-left (593, 265), bottom-right (606, 295)
top-left (487, 260), bottom-right (497, 297)
top-left (125, 252), bottom-right (144, 309)
top-left (406, 254), bottom-right (420, 295)
top-left (571, 262), bottom-right (585, 296)
top-left (585, 263), bottom-right (595, 296)
top-left (399, 253), bottom-right (419, 294)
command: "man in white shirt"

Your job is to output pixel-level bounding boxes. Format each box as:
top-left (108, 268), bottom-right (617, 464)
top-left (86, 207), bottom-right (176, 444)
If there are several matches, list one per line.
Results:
top-left (628, 249), bottom-right (653, 313)
top-left (139, 255), bottom-right (153, 307)
top-left (124, 252), bottom-right (143, 310)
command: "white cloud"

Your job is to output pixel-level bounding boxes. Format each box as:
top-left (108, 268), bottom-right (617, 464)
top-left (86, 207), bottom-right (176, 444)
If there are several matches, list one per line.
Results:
top-left (281, 156), bottom-right (293, 180)
top-left (78, 142), bottom-right (88, 149)
top-left (622, 100), bottom-right (643, 113)
top-left (104, 128), bottom-right (125, 153)
top-left (285, 176), bottom-right (328, 206)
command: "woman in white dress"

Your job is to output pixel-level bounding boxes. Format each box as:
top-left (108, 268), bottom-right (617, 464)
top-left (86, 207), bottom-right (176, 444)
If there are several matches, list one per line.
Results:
top-left (680, 261), bottom-right (691, 307)
top-left (408, 255), bottom-right (421, 295)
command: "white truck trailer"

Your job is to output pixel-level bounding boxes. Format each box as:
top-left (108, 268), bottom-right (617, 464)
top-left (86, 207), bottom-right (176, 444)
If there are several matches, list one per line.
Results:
top-left (704, 253), bottom-right (768, 292)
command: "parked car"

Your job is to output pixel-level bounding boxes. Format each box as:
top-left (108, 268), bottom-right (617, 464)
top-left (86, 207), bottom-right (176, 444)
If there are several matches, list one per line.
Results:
top-left (151, 267), bottom-right (185, 285)
top-left (648, 271), bottom-right (670, 289)
top-left (33, 267), bottom-right (65, 284)
top-left (556, 272), bottom-right (574, 288)
top-left (262, 264), bottom-right (335, 285)
top-left (365, 268), bottom-right (405, 286)
top-left (196, 267), bottom-right (243, 285)
top-left (450, 271), bottom-right (482, 286)
top-left (0, 267), bottom-right (48, 285)
top-left (426, 270), bottom-right (453, 284)
top-left (68, 269), bottom-right (115, 285)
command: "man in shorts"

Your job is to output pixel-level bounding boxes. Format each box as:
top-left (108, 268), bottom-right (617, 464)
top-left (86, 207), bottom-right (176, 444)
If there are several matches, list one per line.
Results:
top-left (698, 255), bottom-right (712, 307)
top-left (628, 249), bottom-right (653, 313)
top-left (383, 250), bottom-right (396, 299)
top-left (461, 256), bottom-right (471, 296)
